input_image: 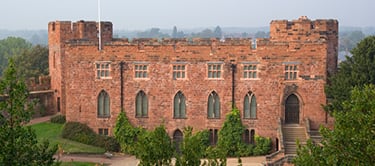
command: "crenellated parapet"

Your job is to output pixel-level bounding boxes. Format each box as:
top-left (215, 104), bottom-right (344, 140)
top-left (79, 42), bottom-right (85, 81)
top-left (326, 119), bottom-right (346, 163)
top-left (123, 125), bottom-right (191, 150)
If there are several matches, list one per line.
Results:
top-left (269, 16), bottom-right (338, 42)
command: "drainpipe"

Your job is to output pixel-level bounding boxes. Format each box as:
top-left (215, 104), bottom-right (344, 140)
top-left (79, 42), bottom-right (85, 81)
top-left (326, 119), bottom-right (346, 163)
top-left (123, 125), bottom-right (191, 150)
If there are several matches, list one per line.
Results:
top-left (120, 61), bottom-right (125, 111)
top-left (231, 63), bottom-right (236, 109)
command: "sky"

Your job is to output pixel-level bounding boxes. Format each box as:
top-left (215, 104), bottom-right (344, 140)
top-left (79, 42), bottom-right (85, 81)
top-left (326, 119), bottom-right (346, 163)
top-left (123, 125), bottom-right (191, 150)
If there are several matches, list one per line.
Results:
top-left (0, 0), bottom-right (374, 30)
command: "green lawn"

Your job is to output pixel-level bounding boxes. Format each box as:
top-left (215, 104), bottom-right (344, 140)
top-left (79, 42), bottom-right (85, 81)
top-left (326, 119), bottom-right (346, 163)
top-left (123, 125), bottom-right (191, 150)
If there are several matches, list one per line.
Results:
top-left (31, 122), bottom-right (105, 154)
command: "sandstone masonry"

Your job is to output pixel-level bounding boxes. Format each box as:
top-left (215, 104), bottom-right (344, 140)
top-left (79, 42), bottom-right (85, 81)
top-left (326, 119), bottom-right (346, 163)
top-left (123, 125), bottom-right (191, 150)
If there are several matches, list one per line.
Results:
top-left (48, 16), bottom-right (338, 150)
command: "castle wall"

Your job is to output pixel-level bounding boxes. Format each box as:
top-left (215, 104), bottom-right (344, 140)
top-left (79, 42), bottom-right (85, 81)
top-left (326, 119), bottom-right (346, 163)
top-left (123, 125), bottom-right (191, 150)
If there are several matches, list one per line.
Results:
top-left (48, 17), bottom-right (338, 143)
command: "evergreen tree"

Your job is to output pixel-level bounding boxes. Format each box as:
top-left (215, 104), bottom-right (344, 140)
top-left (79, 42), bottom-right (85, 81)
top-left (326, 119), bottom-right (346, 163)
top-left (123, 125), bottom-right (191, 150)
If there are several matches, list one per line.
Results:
top-left (0, 59), bottom-right (57, 165)
top-left (135, 125), bottom-right (174, 166)
top-left (325, 36), bottom-right (375, 112)
top-left (217, 108), bottom-right (245, 157)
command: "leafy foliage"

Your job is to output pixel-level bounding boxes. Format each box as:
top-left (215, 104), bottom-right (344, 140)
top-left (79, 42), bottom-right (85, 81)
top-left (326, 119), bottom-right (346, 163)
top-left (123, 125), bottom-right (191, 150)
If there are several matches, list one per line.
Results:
top-left (253, 136), bottom-right (272, 155)
top-left (325, 36), bottom-right (375, 112)
top-left (0, 37), bottom-right (32, 76)
top-left (217, 108), bottom-right (246, 157)
top-left (202, 146), bottom-right (227, 166)
top-left (294, 85), bottom-right (375, 165)
top-left (13, 45), bottom-right (49, 78)
top-left (50, 115), bottom-right (66, 124)
top-left (175, 127), bottom-right (210, 166)
top-left (113, 111), bottom-right (142, 154)
top-left (0, 59), bottom-right (57, 165)
top-left (62, 122), bottom-right (119, 152)
top-left (135, 125), bottom-right (174, 166)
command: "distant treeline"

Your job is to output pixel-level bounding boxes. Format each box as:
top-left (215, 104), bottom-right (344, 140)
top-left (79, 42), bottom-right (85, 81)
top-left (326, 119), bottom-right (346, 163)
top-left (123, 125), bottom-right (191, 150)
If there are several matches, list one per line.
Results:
top-left (1, 26), bottom-right (373, 60)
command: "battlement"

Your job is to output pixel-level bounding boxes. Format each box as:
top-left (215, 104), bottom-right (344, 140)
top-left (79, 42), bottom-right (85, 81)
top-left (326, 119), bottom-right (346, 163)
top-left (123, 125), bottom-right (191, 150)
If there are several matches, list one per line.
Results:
top-left (49, 17), bottom-right (337, 49)
top-left (48, 20), bottom-right (113, 44)
top-left (270, 16), bottom-right (338, 42)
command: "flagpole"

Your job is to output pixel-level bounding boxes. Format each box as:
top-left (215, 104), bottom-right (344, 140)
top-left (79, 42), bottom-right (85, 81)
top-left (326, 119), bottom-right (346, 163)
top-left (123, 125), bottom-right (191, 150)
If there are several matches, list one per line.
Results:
top-left (98, 0), bottom-right (102, 50)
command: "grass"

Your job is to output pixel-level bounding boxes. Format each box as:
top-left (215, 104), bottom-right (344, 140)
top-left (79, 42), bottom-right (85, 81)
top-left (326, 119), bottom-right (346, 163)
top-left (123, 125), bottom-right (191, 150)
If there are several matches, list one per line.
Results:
top-left (31, 122), bottom-right (105, 154)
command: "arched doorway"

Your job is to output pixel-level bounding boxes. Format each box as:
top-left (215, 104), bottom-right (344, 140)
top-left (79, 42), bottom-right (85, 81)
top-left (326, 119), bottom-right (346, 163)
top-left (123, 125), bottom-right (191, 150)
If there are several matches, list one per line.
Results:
top-left (285, 94), bottom-right (300, 124)
top-left (173, 129), bottom-right (183, 153)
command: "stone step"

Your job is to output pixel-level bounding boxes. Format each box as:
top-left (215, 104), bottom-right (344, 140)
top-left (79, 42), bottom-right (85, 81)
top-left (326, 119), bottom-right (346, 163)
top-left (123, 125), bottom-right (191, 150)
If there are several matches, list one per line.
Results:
top-left (283, 126), bottom-right (308, 154)
top-left (284, 142), bottom-right (306, 154)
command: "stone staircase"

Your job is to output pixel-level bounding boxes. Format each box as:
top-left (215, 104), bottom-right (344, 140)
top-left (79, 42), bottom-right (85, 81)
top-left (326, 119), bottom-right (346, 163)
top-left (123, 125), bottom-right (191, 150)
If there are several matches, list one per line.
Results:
top-left (282, 125), bottom-right (307, 154)
top-left (309, 130), bottom-right (323, 144)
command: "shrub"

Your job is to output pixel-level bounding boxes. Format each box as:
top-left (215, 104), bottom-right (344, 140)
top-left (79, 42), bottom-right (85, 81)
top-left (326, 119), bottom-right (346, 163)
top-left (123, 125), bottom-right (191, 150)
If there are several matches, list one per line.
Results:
top-left (175, 127), bottom-right (210, 166)
top-left (96, 135), bottom-right (120, 152)
top-left (253, 136), bottom-right (272, 155)
top-left (62, 121), bottom-right (120, 152)
top-left (50, 115), bottom-right (66, 124)
top-left (114, 111), bottom-right (142, 154)
top-left (217, 108), bottom-right (246, 157)
top-left (135, 125), bottom-right (174, 166)
top-left (62, 122), bottom-right (97, 145)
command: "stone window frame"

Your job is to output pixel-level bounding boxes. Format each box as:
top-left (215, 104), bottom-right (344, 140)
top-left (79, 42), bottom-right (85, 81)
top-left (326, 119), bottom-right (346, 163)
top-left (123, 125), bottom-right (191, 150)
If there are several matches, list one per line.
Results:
top-left (97, 90), bottom-right (110, 118)
top-left (283, 62), bottom-right (300, 80)
top-left (209, 129), bottom-right (219, 146)
top-left (207, 91), bottom-right (220, 119)
top-left (172, 62), bottom-right (187, 80)
top-left (241, 62), bottom-right (260, 80)
top-left (134, 62), bottom-right (149, 79)
top-left (135, 90), bottom-right (148, 118)
top-left (207, 62), bottom-right (224, 79)
top-left (95, 61), bottom-right (112, 79)
top-left (173, 91), bottom-right (186, 119)
top-left (243, 129), bottom-right (255, 145)
top-left (244, 92), bottom-right (257, 119)
top-left (98, 128), bottom-right (109, 136)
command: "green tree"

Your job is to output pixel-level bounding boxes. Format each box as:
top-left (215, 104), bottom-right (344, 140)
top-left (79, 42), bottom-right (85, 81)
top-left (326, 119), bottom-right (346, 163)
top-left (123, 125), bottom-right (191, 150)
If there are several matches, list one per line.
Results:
top-left (13, 45), bottom-right (49, 79)
top-left (135, 125), bottom-right (174, 166)
top-left (325, 36), bottom-right (375, 112)
top-left (113, 111), bottom-right (141, 154)
top-left (294, 85), bottom-right (375, 165)
top-left (0, 59), bottom-right (57, 165)
top-left (0, 37), bottom-right (32, 76)
top-left (217, 108), bottom-right (245, 157)
top-left (175, 127), bottom-right (209, 166)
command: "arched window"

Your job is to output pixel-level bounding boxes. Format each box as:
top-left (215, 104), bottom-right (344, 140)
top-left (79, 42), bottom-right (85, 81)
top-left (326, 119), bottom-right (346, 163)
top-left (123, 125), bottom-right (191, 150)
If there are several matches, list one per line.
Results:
top-left (136, 91), bottom-right (148, 117)
top-left (243, 129), bottom-right (255, 145)
top-left (244, 92), bottom-right (257, 119)
top-left (174, 91), bottom-right (186, 118)
top-left (243, 129), bottom-right (250, 144)
top-left (250, 129), bottom-right (255, 145)
top-left (97, 90), bottom-right (110, 118)
top-left (207, 91), bottom-right (220, 118)
top-left (173, 129), bottom-right (183, 153)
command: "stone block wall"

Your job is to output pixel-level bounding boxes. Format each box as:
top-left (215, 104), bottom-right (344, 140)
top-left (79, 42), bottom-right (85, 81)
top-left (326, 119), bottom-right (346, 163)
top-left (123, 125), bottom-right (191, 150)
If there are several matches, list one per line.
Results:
top-left (48, 17), bottom-right (338, 149)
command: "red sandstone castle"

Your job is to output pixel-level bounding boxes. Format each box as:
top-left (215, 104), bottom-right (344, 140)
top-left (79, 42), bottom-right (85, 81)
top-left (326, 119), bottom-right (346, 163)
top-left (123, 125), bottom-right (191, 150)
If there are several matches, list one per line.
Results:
top-left (48, 16), bottom-right (338, 153)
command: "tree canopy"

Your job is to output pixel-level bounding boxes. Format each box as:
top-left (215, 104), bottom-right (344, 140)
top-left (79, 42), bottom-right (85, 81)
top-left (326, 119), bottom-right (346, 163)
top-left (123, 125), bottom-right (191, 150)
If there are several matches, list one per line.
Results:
top-left (0, 37), bottom-right (32, 76)
top-left (0, 37), bottom-right (48, 79)
top-left (325, 36), bottom-right (375, 112)
top-left (294, 85), bottom-right (375, 165)
top-left (13, 45), bottom-right (49, 78)
top-left (0, 59), bottom-right (57, 165)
